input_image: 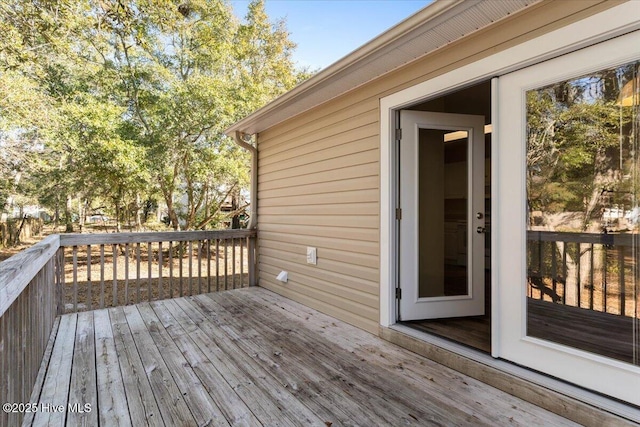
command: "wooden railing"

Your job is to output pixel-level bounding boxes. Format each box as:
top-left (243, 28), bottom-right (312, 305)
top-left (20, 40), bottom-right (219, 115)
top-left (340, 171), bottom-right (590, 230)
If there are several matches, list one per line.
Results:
top-left (56, 229), bottom-right (257, 313)
top-left (527, 230), bottom-right (637, 316)
top-left (0, 235), bottom-right (60, 427)
top-left (0, 228), bottom-right (256, 426)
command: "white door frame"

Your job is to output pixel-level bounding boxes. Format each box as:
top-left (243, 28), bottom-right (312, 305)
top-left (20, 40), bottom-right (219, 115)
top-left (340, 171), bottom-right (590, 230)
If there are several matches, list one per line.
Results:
top-left (380, 0), bottom-right (640, 376)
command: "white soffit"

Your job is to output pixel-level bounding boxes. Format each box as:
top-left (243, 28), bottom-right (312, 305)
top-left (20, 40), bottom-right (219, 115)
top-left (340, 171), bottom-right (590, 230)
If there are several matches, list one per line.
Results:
top-left (225, 0), bottom-right (539, 136)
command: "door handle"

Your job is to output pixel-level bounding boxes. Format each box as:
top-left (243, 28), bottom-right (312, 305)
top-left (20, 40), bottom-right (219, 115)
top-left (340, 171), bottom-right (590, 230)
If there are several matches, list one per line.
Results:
top-left (476, 226), bottom-right (486, 234)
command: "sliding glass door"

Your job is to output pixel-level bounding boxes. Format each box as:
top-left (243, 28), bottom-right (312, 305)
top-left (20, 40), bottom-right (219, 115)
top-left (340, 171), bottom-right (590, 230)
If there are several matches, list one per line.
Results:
top-left (497, 31), bottom-right (640, 406)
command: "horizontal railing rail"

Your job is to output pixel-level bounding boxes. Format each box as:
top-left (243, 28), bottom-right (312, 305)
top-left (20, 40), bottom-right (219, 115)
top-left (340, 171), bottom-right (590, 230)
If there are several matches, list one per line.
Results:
top-left (527, 230), bottom-right (637, 316)
top-left (56, 229), bottom-right (257, 313)
top-left (58, 229), bottom-right (255, 246)
top-left (527, 230), bottom-right (633, 246)
top-left (0, 235), bottom-right (60, 427)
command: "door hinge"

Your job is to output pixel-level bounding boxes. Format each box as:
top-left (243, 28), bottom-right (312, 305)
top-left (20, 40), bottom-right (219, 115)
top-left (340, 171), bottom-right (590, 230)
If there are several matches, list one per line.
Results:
top-left (395, 208), bottom-right (402, 220)
top-left (395, 287), bottom-right (402, 299)
top-left (395, 128), bottom-right (402, 140)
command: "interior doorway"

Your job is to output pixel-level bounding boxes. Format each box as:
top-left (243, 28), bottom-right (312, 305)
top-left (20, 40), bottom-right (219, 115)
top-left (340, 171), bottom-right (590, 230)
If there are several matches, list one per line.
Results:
top-left (398, 81), bottom-right (492, 353)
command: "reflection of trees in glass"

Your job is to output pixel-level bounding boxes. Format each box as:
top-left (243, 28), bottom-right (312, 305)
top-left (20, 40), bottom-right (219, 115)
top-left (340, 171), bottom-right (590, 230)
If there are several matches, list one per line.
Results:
top-left (526, 62), bottom-right (639, 308)
top-left (527, 61), bottom-right (639, 232)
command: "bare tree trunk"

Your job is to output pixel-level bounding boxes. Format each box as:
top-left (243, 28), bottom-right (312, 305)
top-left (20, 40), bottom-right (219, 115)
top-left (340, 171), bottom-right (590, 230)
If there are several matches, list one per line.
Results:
top-left (64, 195), bottom-right (73, 232)
top-left (231, 190), bottom-right (240, 229)
top-left (54, 195), bottom-right (60, 229)
top-left (160, 180), bottom-right (180, 231)
top-left (135, 194), bottom-right (142, 231)
top-left (164, 194), bottom-right (180, 231)
top-left (114, 198), bottom-right (122, 233)
top-left (78, 197), bottom-right (85, 232)
top-left (542, 215), bottom-right (600, 307)
top-left (561, 242), bottom-right (600, 307)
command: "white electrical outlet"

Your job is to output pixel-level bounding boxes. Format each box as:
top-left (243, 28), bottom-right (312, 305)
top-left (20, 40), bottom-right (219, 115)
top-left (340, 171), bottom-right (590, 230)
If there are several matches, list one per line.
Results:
top-left (306, 247), bottom-right (317, 265)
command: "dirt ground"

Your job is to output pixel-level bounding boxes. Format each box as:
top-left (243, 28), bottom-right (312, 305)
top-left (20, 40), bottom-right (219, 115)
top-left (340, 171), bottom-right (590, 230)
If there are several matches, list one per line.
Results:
top-left (0, 225), bottom-right (60, 262)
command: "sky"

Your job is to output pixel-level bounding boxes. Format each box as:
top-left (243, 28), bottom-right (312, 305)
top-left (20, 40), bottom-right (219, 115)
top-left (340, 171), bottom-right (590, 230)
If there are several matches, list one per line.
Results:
top-left (230, 0), bottom-right (431, 71)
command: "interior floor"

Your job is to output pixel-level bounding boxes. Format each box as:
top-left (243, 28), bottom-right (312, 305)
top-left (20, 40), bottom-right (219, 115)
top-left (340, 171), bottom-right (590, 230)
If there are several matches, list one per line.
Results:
top-left (404, 315), bottom-right (491, 353)
top-left (403, 270), bottom-right (492, 353)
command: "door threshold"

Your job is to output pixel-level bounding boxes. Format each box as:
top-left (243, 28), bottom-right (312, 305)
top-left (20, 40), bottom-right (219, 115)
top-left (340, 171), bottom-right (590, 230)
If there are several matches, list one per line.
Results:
top-left (381, 324), bottom-right (640, 426)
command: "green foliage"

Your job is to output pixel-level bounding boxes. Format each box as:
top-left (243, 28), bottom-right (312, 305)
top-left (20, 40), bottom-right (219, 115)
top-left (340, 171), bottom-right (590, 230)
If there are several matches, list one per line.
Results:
top-left (0, 0), bottom-right (310, 229)
top-left (526, 62), bottom-right (639, 230)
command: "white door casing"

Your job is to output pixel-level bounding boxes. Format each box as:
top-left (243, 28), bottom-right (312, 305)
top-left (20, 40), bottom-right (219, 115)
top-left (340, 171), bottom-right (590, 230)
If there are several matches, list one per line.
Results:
top-left (399, 111), bottom-right (485, 321)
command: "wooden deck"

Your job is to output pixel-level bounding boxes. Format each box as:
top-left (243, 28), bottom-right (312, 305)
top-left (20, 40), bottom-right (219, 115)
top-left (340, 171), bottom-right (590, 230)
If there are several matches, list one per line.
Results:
top-left (25, 288), bottom-right (580, 426)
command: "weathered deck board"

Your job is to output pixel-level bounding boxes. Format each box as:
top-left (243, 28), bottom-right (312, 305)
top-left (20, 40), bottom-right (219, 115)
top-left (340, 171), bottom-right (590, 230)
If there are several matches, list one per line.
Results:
top-left (169, 297), bottom-right (318, 427)
top-left (67, 311), bottom-right (97, 427)
top-left (212, 292), bottom-right (486, 424)
top-left (109, 306), bottom-right (163, 427)
top-left (135, 303), bottom-right (230, 427)
top-left (242, 288), bottom-right (573, 426)
top-left (527, 298), bottom-right (638, 364)
top-left (151, 300), bottom-right (261, 426)
top-left (26, 288), bottom-right (582, 426)
top-left (212, 291), bottom-right (563, 426)
top-left (120, 305), bottom-right (196, 426)
top-left (93, 309), bottom-right (131, 427)
top-left (193, 293), bottom-right (449, 426)
top-left (32, 313), bottom-right (76, 427)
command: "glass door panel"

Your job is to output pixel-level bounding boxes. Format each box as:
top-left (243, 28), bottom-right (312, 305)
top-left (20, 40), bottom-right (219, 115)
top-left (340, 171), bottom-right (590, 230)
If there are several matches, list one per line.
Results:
top-left (526, 60), bottom-right (640, 366)
top-left (418, 129), bottom-right (469, 298)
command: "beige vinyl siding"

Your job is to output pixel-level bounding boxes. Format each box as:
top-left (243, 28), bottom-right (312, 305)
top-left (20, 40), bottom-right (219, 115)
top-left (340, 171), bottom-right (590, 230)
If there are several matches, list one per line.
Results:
top-left (255, 0), bottom-right (616, 335)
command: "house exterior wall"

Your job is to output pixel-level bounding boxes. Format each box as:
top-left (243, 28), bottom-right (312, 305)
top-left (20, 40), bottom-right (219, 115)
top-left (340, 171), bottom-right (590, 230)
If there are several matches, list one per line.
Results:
top-left (255, 0), bottom-right (619, 335)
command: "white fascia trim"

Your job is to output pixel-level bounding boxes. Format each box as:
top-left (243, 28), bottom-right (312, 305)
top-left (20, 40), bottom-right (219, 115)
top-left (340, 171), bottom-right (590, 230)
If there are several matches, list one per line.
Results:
top-left (379, 1), bottom-right (640, 328)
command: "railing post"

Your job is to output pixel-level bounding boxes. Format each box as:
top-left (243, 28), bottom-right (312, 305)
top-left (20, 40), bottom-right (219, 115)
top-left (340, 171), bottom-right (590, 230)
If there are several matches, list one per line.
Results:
top-left (248, 233), bottom-right (257, 287)
top-left (0, 234), bottom-right (60, 426)
top-left (56, 246), bottom-right (65, 316)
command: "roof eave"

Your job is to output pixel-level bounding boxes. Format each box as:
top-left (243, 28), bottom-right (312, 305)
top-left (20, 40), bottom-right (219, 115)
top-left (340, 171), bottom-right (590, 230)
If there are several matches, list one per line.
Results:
top-left (225, 0), bottom-right (537, 136)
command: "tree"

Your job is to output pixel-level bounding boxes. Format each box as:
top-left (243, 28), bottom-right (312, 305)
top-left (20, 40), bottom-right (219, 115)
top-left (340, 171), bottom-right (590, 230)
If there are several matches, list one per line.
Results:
top-left (83, 0), bottom-right (306, 230)
top-left (233, 0), bottom-right (310, 115)
top-left (0, 0), bottom-right (310, 231)
top-left (48, 96), bottom-right (151, 231)
top-left (527, 66), bottom-right (638, 231)
top-left (1, 0), bottom-right (96, 226)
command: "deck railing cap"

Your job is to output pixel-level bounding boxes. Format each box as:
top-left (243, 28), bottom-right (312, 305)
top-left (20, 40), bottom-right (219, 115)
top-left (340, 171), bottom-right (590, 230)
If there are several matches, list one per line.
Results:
top-left (58, 229), bottom-right (256, 246)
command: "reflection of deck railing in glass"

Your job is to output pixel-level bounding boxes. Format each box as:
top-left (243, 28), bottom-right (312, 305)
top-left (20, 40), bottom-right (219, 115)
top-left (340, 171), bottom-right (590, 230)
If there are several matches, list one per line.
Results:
top-left (527, 230), bottom-right (637, 316)
top-left (56, 230), bottom-right (257, 313)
